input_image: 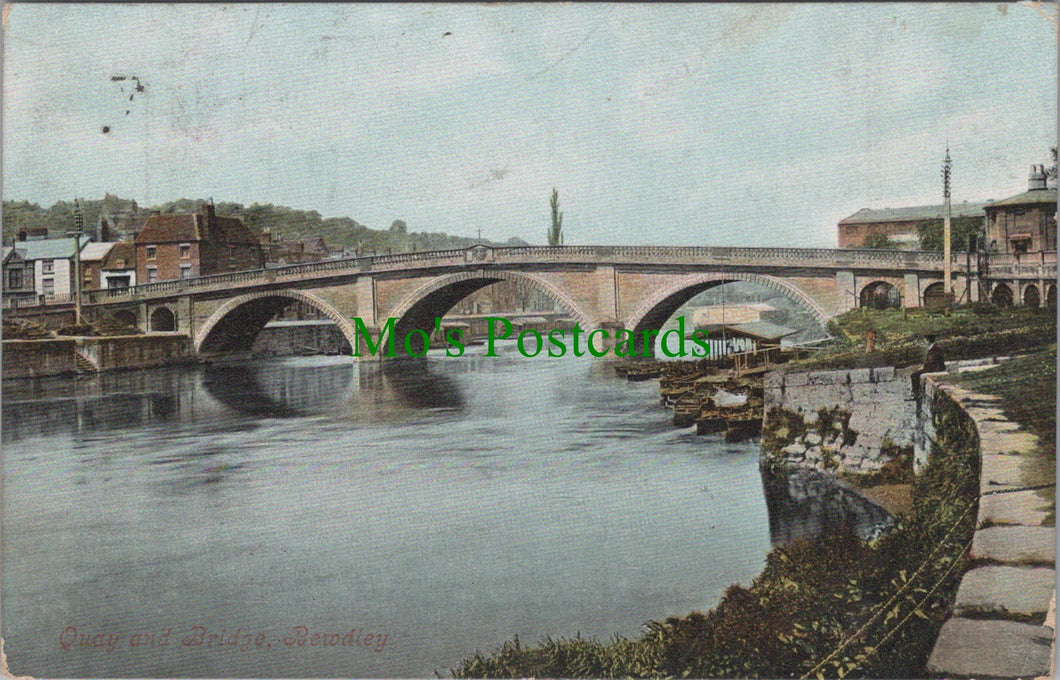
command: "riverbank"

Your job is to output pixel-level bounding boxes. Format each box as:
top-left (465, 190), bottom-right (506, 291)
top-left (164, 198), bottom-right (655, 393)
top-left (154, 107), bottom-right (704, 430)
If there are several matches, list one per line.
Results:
top-left (453, 306), bottom-right (1055, 678)
top-left (922, 354), bottom-right (1056, 678)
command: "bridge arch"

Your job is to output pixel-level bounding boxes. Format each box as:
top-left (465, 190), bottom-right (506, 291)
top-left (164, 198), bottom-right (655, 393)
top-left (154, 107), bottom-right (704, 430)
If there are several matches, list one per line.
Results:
top-left (990, 282), bottom-right (1013, 307)
top-left (858, 281), bottom-right (901, 310)
top-left (624, 272), bottom-right (830, 358)
top-left (195, 289), bottom-right (356, 355)
top-left (1022, 284), bottom-right (1040, 308)
top-left (149, 307), bottom-right (177, 332)
top-left (386, 270), bottom-right (595, 355)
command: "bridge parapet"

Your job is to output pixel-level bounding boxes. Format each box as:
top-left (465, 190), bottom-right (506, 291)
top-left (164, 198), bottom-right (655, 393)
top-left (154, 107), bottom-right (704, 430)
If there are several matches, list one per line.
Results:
top-left (79, 244), bottom-right (965, 307)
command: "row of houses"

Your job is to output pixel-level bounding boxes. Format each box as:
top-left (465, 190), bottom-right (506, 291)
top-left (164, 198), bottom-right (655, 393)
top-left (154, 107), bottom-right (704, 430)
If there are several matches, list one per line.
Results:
top-left (838, 164), bottom-right (1057, 254)
top-left (3, 203), bottom-right (331, 309)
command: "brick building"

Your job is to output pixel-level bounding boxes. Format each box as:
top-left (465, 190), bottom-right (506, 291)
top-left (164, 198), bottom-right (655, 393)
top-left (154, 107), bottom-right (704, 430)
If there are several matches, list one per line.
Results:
top-left (838, 201), bottom-right (989, 249)
top-left (135, 204), bottom-right (264, 283)
top-left (983, 165), bottom-right (1057, 254)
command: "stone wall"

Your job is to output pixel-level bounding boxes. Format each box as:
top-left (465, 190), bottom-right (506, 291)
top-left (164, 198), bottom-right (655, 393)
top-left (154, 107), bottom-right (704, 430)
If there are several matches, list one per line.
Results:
top-left (250, 321), bottom-right (350, 357)
top-left (3, 335), bottom-right (191, 378)
top-left (921, 372), bottom-right (1056, 679)
top-left (762, 366), bottom-right (915, 475)
top-left (78, 335), bottom-right (191, 372)
top-left (2, 339), bottom-right (78, 378)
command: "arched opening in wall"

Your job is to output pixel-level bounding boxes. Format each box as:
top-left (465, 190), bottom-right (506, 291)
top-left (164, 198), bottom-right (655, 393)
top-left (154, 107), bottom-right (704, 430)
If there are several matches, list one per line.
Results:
top-left (149, 308), bottom-right (176, 332)
top-left (109, 310), bottom-right (139, 332)
top-left (922, 282), bottom-right (947, 308)
top-left (389, 272), bottom-right (589, 358)
top-left (990, 283), bottom-right (1013, 307)
top-left (1047, 284), bottom-right (1057, 308)
top-left (197, 293), bottom-right (353, 358)
top-left (627, 277), bottom-right (829, 360)
top-left (859, 281), bottom-right (900, 310)
top-left (1023, 284), bottom-right (1041, 308)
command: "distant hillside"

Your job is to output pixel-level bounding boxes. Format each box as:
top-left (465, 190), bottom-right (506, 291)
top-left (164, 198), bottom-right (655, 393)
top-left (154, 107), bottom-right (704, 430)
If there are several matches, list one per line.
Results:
top-left (2, 195), bottom-right (528, 253)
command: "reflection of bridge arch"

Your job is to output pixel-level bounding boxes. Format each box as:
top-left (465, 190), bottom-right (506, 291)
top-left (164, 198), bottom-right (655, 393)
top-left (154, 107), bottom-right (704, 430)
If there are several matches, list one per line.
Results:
top-left (387, 270), bottom-right (595, 355)
top-left (195, 290), bottom-right (356, 354)
top-left (624, 272), bottom-right (830, 358)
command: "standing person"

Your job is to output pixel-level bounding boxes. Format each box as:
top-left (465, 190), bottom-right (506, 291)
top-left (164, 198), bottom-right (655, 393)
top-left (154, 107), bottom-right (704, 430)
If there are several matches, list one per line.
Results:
top-left (911, 334), bottom-right (945, 395)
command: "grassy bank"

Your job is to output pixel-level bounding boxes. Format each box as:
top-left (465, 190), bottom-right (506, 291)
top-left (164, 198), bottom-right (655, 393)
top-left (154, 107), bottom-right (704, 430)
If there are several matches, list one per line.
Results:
top-left (797, 305), bottom-right (1056, 370)
top-left (452, 401), bottom-right (980, 678)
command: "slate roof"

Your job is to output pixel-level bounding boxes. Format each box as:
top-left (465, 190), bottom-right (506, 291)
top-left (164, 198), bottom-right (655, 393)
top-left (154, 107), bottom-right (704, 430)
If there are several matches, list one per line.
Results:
top-left (840, 201), bottom-right (992, 224)
top-left (984, 188), bottom-right (1057, 209)
top-left (80, 242), bottom-right (117, 262)
top-left (17, 236), bottom-right (91, 261)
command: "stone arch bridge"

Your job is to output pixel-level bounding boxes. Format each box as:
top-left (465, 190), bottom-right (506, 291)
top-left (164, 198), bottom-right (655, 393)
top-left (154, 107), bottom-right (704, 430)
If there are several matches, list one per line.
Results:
top-left (78, 245), bottom-right (987, 360)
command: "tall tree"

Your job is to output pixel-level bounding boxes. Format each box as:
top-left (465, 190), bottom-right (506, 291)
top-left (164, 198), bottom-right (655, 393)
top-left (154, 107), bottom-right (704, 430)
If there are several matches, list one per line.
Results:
top-left (548, 188), bottom-right (564, 246)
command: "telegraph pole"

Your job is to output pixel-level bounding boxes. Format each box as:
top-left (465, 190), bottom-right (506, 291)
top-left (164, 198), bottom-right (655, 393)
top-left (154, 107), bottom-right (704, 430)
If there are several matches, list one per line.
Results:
top-left (942, 148), bottom-right (953, 297)
top-left (66, 199), bottom-right (85, 325)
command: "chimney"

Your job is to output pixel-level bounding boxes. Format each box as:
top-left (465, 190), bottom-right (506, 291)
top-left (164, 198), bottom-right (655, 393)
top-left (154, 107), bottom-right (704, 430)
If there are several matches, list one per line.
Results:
top-left (1029, 164), bottom-right (1048, 191)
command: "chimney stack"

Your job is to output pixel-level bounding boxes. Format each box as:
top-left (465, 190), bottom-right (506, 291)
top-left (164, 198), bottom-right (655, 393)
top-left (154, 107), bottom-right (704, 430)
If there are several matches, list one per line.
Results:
top-left (1029, 164), bottom-right (1048, 191)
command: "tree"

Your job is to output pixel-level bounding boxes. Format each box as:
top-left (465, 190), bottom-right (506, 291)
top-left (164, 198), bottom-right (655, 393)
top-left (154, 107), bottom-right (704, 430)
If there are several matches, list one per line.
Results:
top-left (547, 188), bottom-right (563, 246)
top-left (861, 233), bottom-right (902, 250)
top-left (917, 215), bottom-right (983, 251)
top-left (1046, 146), bottom-right (1057, 183)
top-left (390, 219), bottom-right (407, 234)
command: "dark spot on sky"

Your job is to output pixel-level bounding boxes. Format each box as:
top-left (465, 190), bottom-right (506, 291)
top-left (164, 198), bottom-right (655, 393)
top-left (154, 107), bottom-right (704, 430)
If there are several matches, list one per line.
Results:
top-left (102, 126), bottom-right (111, 134)
top-left (442, 31), bottom-right (452, 37)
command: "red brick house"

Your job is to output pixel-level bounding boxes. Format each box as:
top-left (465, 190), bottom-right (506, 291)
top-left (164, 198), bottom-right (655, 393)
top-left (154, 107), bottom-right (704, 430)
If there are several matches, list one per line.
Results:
top-left (837, 201), bottom-right (989, 249)
top-left (135, 204), bottom-right (264, 283)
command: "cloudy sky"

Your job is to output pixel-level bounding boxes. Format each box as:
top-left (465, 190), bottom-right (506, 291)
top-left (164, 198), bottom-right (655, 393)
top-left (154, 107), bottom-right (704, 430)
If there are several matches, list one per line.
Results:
top-left (3, 3), bottom-right (1056, 247)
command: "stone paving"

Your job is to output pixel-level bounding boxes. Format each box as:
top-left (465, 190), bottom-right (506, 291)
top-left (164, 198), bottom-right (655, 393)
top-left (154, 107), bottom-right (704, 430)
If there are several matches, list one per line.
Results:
top-left (923, 368), bottom-right (1056, 679)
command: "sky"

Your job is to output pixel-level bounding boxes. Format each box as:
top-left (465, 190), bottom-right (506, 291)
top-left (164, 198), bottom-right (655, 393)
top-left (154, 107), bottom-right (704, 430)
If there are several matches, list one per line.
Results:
top-left (2, 3), bottom-right (1056, 248)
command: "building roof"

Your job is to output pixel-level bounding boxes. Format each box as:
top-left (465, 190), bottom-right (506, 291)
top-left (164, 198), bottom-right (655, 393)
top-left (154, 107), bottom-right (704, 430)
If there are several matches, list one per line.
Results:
top-left (3, 246), bottom-right (23, 263)
top-left (707, 321), bottom-right (798, 342)
top-left (136, 208), bottom-right (260, 245)
top-left (984, 187), bottom-right (1058, 209)
top-left (101, 242), bottom-right (136, 270)
top-left (17, 236), bottom-right (91, 261)
top-left (80, 242), bottom-right (117, 262)
top-left (839, 201), bottom-right (992, 225)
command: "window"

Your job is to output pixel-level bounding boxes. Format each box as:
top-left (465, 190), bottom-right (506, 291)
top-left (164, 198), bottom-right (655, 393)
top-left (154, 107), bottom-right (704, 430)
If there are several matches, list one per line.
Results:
top-left (1012, 238), bottom-right (1031, 254)
top-left (8, 269), bottom-right (22, 289)
top-left (42, 259), bottom-right (54, 274)
top-left (42, 278), bottom-right (55, 298)
top-left (180, 265), bottom-right (192, 279)
top-left (146, 246), bottom-right (157, 260)
top-left (115, 258), bottom-right (126, 268)
top-left (147, 267), bottom-right (158, 283)
top-left (179, 244), bottom-right (191, 259)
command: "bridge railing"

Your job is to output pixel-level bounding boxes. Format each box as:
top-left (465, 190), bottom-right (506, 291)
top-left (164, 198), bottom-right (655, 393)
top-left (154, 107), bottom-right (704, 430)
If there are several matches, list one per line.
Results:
top-left (80, 244), bottom-right (965, 305)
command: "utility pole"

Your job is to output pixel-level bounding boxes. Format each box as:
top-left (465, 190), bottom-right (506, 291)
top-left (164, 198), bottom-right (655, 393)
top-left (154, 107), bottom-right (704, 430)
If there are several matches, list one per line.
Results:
top-left (66, 199), bottom-right (85, 325)
top-left (942, 147), bottom-right (953, 297)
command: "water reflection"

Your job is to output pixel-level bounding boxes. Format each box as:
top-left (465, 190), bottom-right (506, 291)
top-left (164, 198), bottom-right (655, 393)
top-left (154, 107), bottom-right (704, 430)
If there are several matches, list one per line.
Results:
top-left (761, 467), bottom-right (892, 544)
top-left (2, 354), bottom-right (893, 678)
top-left (201, 360), bottom-right (357, 417)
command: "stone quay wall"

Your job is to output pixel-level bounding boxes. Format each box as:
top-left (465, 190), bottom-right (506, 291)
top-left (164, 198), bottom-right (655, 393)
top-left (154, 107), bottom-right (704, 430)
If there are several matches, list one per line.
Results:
top-left (762, 366), bottom-right (916, 475)
top-left (3, 335), bottom-right (192, 379)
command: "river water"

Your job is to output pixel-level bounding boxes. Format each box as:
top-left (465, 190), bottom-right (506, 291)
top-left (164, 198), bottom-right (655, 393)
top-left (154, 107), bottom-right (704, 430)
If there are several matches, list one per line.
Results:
top-left (1, 346), bottom-right (887, 678)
